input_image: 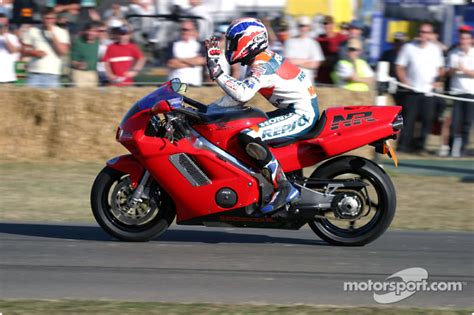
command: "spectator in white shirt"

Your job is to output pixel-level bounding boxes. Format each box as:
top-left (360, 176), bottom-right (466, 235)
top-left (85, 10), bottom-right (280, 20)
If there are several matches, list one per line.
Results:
top-left (448, 29), bottom-right (474, 157)
top-left (166, 20), bottom-right (206, 86)
top-left (395, 22), bottom-right (444, 152)
top-left (0, 13), bottom-right (20, 83)
top-left (21, 8), bottom-right (70, 88)
top-left (284, 16), bottom-right (324, 84)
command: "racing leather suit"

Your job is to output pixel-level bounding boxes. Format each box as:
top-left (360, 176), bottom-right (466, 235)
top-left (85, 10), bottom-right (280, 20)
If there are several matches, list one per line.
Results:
top-left (214, 49), bottom-right (320, 213)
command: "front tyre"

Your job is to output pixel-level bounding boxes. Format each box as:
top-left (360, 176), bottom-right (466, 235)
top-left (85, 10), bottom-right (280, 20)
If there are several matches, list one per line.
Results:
top-left (91, 166), bottom-right (175, 242)
top-left (308, 156), bottom-right (396, 246)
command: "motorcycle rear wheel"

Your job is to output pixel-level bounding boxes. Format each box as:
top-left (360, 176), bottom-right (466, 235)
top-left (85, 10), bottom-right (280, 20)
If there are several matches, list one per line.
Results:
top-left (307, 156), bottom-right (396, 246)
top-left (91, 166), bottom-right (175, 242)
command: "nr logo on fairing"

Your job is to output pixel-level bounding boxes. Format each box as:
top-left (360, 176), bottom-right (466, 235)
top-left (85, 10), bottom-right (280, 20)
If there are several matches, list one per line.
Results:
top-left (330, 112), bottom-right (376, 130)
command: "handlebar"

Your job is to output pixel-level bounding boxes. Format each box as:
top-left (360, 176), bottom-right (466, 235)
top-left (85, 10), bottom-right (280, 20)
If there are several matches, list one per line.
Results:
top-left (182, 96), bottom-right (207, 113)
top-left (173, 107), bottom-right (202, 120)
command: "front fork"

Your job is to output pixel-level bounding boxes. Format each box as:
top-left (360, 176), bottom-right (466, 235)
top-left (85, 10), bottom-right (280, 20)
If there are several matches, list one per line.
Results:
top-left (127, 171), bottom-right (151, 210)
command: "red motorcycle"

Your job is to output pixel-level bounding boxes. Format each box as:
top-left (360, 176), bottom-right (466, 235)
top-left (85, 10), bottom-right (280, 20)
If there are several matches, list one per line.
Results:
top-left (91, 79), bottom-right (403, 245)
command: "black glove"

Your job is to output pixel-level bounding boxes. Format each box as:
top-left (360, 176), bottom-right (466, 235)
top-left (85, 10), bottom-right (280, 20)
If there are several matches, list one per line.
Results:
top-left (204, 36), bottom-right (223, 80)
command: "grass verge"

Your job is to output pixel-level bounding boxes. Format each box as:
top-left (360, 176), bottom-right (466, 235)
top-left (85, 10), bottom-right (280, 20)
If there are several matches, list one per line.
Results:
top-left (0, 300), bottom-right (470, 315)
top-left (0, 162), bottom-right (473, 231)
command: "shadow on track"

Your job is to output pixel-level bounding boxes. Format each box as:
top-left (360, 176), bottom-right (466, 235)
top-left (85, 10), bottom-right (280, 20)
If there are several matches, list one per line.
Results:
top-left (0, 222), bottom-right (327, 246)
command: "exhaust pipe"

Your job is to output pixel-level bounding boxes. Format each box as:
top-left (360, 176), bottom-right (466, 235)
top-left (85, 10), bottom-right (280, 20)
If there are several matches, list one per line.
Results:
top-left (392, 114), bottom-right (404, 131)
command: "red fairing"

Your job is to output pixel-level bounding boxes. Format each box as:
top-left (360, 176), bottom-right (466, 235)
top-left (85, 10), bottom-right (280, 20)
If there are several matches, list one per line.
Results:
top-left (106, 155), bottom-right (144, 188)
top-left (192, 106), bottom-right (401, 173)
top-left (273, 106), bottom-right (401, 172)
top-left (193, 117), bottom-right (266, 150)
top-left (117, 110), bottom-right (260, 223)
top-left (114, 102), bottom-right (400, 223)
top-left (309, 106), bottom-right (401, 153)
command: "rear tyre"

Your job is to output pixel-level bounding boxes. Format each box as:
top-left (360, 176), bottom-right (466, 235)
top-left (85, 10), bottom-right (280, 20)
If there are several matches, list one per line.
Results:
top-left (307, 156), bottom-right (396, 246)
top-left (91, 166), bottom-right (175, 242)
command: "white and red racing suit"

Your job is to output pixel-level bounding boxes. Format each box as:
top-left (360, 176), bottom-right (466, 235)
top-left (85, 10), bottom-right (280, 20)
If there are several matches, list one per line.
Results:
top-left (211, 49), bottom-right (319, 214)
top-left (214, 49), bottom-right (320, 144)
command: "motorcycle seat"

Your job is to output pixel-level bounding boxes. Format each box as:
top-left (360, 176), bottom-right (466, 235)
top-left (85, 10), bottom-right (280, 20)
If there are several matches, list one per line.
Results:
top-left (269, 111), bottom-right (327, 148)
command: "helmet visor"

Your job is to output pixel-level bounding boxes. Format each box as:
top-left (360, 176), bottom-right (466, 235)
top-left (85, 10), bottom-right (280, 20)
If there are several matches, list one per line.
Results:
top-left (225, 35), bottom-right (240, 52)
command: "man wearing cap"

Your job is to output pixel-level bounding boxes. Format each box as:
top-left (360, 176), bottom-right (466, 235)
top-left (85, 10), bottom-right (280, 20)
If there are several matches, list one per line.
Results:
top-left (447, 27), bottom-right (474, 157)
top-left (284, 15), bottom-right (324, 84)
top-left (102, 24), bottom-right (145, 86)
top-left (334, 38), bottom-right (374, 92)
top-left (269, 18), bottom-right (290, 57)
top-left (395, 22), bottom-right (444, 153)
top-left (316, 15), bottom-right (347, 84)
top-left (339, 20), bottom-right (369, 61)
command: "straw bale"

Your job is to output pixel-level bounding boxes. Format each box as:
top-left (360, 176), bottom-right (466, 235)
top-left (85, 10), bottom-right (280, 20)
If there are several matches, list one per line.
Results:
top-left (0, 86), bottom-right (383, 162)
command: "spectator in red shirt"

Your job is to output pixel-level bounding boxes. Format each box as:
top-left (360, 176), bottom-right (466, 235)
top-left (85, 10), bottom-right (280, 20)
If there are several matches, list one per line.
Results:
top-left (103, 24), bottom-right (145, 86)
top-left (316, 15), bottom-right (347, 84)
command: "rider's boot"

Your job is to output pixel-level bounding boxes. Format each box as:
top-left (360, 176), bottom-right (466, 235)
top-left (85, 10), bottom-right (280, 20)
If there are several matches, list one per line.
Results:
top-left (240, 136), bottom-right (300, 215)
top-left (260, 157), bottom-right (300, 214)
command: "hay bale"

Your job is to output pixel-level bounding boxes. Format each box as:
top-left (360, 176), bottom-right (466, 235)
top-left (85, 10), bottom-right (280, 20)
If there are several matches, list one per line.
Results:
top-left (0, 86), bottom-right (383, 162)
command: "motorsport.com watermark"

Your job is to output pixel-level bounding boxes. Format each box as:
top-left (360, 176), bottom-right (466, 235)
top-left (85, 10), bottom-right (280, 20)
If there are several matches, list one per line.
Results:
top-left (343, 267), bottom-right (465, 304)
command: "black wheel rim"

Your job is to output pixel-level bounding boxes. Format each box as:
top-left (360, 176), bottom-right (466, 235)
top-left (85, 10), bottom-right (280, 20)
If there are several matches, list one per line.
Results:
top-left (314, 169), bottom-right (386, 237)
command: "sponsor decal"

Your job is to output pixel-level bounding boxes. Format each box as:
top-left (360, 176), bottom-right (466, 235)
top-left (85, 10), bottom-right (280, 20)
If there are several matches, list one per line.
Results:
top-left (260, 115), bottom-right (309, 140)
top-left (224, 79), bottom-right (240, 92)
top-left (251, 65), bottom-right (266, 78)
top-left (258, 113), bottom-right (294, 128)
top-left (297, 71), bottom-right (306, 82)
top-left (330, 112), bottom-right (376, 130)
top-left (243, 78), bottom-right (256, 89)
top-left (274, 53), bottom-right (283, 63)
top-left (274, 98), bottom-right (284, 106)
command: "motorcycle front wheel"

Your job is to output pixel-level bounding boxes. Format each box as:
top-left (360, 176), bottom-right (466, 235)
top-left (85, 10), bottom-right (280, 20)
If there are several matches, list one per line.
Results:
top-left (91, 166), bottom-right (175, 242)
top-left (307, 156), bottom-right (396, 246)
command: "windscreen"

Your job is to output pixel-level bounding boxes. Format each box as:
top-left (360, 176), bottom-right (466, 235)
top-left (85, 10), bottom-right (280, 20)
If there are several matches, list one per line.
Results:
top-left (120, 81), bottom-right (183, 126)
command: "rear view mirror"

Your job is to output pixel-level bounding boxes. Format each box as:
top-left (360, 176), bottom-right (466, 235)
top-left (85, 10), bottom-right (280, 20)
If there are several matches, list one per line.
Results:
top-left (177, 83), bottom-right (188, 95)
top-left (170, 78), bottom-right (187, 95)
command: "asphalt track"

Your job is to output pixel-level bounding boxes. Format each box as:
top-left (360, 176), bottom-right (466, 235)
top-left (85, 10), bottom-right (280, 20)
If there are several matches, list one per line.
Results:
top-left (0, 222), bottom-right (473, 308)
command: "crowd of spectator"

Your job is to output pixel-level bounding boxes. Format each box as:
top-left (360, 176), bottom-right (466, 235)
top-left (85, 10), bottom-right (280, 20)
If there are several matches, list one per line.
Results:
top-left (0, 1), bottom-right (472, 157)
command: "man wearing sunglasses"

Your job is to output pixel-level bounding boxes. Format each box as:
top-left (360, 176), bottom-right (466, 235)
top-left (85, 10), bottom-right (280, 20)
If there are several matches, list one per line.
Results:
top-left (395, 22), bottom-right (445, 153)
top-left (167, 20), bottom-right (206, 86)
top-left (316, 15), bottom-right (348, 84)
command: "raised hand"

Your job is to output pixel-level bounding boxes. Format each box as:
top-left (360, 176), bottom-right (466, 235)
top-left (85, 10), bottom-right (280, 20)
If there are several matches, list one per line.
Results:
top-left (204, 36), bottom-right (223, 80)
top-left (205, 36), bottom-right (221, 60)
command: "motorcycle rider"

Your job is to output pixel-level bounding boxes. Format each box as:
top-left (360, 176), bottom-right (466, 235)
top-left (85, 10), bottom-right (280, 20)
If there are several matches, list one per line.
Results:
top-left (205, 17), bottom-right (320, 214)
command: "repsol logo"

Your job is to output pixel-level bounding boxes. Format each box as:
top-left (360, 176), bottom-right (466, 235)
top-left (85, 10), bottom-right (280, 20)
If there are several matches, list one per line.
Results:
top-left (330, 112), bottom-right (376, 130)
top-left (261, 115), bottom-right (309, 140)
